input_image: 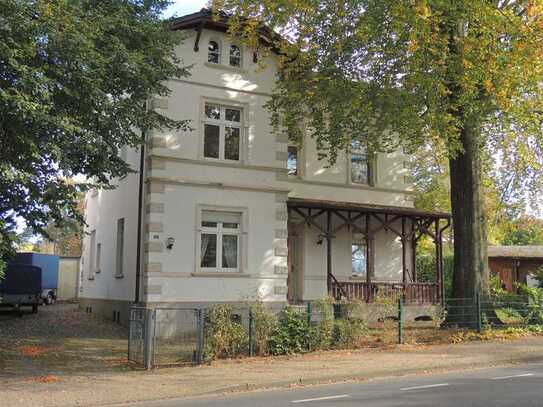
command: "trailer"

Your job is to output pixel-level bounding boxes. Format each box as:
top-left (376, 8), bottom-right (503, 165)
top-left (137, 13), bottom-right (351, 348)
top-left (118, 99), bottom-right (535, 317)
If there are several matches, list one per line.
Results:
top-left (0, 264), bottom-right (42, 313)
top-left (14, 253), bottom-right (59, 304)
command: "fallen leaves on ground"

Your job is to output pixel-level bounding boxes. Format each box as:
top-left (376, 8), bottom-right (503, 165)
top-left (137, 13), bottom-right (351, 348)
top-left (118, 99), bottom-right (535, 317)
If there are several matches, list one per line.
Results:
top-left (20, 345), bottom-right (48, 357)
top-left (34, 375), bottom-right (59, 383)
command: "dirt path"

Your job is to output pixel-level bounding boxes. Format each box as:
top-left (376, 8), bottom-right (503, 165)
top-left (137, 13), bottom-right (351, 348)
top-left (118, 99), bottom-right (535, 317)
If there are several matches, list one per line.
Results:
top-left (2, 314), bottom-right (543, 407)
top-left (2, 304), bottom-right (543, 406)
top-left (0, 302), bottom-right (128, 381)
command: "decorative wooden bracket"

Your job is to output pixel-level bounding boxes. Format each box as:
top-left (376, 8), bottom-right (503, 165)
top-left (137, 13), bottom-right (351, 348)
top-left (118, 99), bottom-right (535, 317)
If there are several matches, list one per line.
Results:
top-left (193, 23), bottom-right (204, 52)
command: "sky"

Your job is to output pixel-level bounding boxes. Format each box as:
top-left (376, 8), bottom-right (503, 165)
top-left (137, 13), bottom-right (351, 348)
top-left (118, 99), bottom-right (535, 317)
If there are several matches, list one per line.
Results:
top-left (164, 0), bottom-right (209, 18)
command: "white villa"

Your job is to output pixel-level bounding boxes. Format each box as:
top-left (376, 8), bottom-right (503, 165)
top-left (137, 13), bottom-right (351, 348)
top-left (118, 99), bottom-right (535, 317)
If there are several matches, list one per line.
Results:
top-left (79, 9), bottom-right (450, 325)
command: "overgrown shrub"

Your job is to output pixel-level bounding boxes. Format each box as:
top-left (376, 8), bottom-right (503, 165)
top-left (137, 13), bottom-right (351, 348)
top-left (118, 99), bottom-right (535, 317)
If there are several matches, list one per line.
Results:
top-left (311, 299), bottom-right (335, 350)
top-left (332, 317), bottom-right (367, 348)
top-left (204, 305), bottom-right (248, 360)
top-left (269, 306), bottom-right (313, 355)
top-left (250, 302), bottom-right (277, 356)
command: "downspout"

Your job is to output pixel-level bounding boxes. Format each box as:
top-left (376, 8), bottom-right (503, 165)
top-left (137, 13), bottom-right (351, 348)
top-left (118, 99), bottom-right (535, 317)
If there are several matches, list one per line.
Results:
top-left (134, 120), bottom-right (147, 304)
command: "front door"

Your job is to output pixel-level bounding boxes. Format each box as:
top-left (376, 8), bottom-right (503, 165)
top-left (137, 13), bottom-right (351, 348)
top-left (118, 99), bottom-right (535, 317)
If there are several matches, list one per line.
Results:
top-left (287, 223), bottom-right (304, 302)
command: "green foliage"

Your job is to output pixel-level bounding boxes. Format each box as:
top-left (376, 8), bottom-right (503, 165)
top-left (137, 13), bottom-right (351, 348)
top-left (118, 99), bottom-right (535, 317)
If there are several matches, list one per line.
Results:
top-left (1, 0), bottom-right (189, 258)
top-left (532, 267), bottom-right (543, 289)
top-left (250, 302), bottom-right (277, 356)
top-left (269, 306), bottom-right (313, 355)
top-left (332, 317), bottom-right (367, 348)
top-left (311, 299), bottom-right (335, 350)
top-left (215, 0), bottom-right (543, 298)
top-left (204, 305), bottom-right (248, 360)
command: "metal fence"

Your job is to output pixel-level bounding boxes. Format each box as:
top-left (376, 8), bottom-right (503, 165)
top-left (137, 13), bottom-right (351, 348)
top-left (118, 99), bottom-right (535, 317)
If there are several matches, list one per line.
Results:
top-left (129, 296), bottom-right (543, 369)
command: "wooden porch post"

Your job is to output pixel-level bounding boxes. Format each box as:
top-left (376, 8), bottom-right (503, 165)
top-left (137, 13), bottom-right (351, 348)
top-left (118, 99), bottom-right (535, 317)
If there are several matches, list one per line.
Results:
top-left (411, 219), bottom-right (417, 283)
top-left (365, 214), bottom-right (372, 303)
top-left (435, 219), bottom-right (443, 304)
top-left (326, 210), bottom-right (332, 296)
top-left (401, 216), bottom-right (408, 302)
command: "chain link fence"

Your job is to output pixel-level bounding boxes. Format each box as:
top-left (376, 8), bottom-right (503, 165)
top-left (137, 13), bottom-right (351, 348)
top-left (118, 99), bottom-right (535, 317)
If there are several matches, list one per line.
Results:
top-left (128, 296), bottom-right (543, 368)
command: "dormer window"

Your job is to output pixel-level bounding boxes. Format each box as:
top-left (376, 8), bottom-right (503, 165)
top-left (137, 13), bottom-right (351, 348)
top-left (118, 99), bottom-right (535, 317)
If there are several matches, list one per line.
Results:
top-left (229, 45), bottom-right (241, 67)
top-left (208, 40), bottom-right (220, 64)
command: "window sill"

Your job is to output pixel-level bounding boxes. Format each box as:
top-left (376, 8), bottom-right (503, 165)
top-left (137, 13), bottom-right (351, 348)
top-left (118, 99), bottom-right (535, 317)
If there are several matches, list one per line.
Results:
top-left (191, 272), bottom-right (250, 278)
top-left (204, 62), bottom-right (247, 74)
top-left (114, 274), bottom-right (124, 279)
top-left (349, 275), bottom-right (368, 281)
top-left (94, 269), bottom-right (101, 274)
top-left (88, 276), bottom-right (95, 281)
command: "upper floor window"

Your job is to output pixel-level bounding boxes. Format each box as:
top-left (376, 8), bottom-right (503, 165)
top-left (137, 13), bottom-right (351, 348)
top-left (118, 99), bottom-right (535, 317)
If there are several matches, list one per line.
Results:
top-left (208, 40), bottom-right (220, 64)
top-left (350, 140), bottom-right (371, 185)
top-left (229, 44), bottom-right (241, 67)
top-left (287, 145), bottom-right (299, 176)
top-left (203, 103), bottom-right (241, 161)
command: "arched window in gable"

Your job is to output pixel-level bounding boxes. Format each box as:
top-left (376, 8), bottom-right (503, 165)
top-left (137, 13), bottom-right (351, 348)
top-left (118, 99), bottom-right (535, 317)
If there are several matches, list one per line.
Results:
top-left (208, 40), bottom-right (220, 64)
top-left (229, 44), bottom-right (241, 67)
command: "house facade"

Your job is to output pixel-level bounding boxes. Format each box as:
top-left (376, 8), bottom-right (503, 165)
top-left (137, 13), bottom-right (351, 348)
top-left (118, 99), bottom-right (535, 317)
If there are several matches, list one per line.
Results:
top-left (79, 10), bottom-right (450, 325)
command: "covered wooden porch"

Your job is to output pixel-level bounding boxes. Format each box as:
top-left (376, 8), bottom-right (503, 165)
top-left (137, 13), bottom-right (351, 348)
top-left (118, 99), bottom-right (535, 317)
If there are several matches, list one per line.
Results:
top-left (287, 198), bottom-right (451, 305)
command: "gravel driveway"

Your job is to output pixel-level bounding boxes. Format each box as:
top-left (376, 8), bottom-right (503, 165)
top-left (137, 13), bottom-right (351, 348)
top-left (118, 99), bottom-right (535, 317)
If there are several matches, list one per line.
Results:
top-left (0, 302), bottom-right (128, 381)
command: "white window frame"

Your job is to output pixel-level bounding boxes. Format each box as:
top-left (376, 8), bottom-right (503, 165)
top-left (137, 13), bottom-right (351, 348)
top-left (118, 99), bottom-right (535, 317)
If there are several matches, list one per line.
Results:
top-left (115, 218), bottom-right (125, 278)
top-left (229, 43), bottom-right (242, 67)
top-left (196, 205), bottom-right (248, 274)
top-left (201, 102), bottom-right (244, 162)
top-left (208, 39), bottom-right (221, 64)
top-left (88, 230), bottom-right (96, 280)
top-left (351, 231), bottom-right (373, 278)
top-left (95, 242), bottom-right (102, 274)
top-left (348, 140), bottom-right (373, 186)
top-left (287, 143), bottom-right (300, 177)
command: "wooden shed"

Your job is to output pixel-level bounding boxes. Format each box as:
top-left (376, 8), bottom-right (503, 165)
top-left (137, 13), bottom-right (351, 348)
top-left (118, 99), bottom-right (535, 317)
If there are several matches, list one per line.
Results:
top-left (488, 246), bottom-right (543, 292)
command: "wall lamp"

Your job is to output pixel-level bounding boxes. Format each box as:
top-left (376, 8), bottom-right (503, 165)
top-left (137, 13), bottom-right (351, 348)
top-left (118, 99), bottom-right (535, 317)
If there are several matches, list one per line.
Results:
top-left (166, 237), bottom-right (175, 250)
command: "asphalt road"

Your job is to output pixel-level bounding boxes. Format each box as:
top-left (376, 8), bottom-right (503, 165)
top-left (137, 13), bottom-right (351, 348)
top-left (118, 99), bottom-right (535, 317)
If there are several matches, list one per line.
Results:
top-left (120, 363), bottom-right (543, 407)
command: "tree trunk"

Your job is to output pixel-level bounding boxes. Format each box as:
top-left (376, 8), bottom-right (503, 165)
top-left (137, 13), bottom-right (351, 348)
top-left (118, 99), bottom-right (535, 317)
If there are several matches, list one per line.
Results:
top-left (449, 117), bottom-right (489, 300)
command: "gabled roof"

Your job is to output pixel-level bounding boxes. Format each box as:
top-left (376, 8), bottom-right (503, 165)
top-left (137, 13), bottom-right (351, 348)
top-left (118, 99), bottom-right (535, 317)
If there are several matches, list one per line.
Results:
top-left (170, 8), bottom-right (280, 48)
top-left (488, 245), bottom-right (543, 259)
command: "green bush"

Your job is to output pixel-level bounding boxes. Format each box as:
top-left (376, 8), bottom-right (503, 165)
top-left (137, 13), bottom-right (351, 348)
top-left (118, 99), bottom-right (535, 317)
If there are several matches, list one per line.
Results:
top-left (269, 306), bottom-right (313, 355)
top-left (250, 302), bottom-right (278, 356)
top-left (332, 317), bottom-right (367, 348)
top-left (204, 305), bottom-right (248, 360)
top-left (311, 299), bottom-right (335, 350)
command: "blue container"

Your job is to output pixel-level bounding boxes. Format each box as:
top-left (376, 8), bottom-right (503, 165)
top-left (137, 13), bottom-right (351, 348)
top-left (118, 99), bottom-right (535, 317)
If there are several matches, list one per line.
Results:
top-left (14, 253), bottom-right (59, 290)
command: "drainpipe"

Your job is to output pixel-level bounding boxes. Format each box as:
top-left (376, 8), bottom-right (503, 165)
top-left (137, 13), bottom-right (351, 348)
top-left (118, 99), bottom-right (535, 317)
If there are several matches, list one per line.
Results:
top-left (134, 119), bottom-right (147, 304)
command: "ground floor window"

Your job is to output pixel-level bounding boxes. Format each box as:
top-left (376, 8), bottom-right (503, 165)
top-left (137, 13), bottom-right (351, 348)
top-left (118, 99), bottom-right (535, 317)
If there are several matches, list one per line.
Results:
top-left (352, 232), bottom-right (369, 277)
top-left (200, 210), bottom-right (242, 272)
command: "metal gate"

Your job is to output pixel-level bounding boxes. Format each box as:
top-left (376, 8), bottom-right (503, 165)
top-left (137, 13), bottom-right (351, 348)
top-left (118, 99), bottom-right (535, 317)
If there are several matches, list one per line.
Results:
top-left (128, 306), bottom-right (147, 365)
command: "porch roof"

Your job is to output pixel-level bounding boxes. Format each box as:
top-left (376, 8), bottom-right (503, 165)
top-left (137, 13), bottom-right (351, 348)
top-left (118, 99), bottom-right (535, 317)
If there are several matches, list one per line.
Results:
top-left (287, 198), bottom-right (451, 220)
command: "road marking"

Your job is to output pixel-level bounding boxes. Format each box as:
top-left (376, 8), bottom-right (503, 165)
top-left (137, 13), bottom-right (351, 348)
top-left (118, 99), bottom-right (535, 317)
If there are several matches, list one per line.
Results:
top-left (491, 373), bottom-right (534, 380)
top-left (400, 383), bottom-right (449, 391)
top-left (291, 394), bottom-right (350, 403)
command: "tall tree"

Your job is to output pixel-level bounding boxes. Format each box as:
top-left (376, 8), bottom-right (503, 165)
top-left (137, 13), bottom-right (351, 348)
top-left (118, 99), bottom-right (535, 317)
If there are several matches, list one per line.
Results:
top-left (0, 1), bottom-right (189, 271)
top-left (213, 0), bottom-right (543, 299)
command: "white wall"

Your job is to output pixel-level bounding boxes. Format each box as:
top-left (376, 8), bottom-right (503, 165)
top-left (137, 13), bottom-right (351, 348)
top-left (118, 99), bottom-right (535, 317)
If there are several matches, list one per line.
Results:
top-left (80, 25), bottom-right (415, 306)
top-left (80, 147), bottom-right (140, 302)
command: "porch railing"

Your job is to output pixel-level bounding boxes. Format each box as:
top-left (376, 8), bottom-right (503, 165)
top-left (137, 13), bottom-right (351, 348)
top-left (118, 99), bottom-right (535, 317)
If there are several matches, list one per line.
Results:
top-left (330, 280), bottom-right (439, 304)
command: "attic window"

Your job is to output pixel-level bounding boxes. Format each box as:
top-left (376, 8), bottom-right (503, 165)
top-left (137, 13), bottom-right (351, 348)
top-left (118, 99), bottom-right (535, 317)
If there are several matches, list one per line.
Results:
top-left (229, 45), bottom-right (241, 67)
top-left (208, 41), bottom-right (220, 64)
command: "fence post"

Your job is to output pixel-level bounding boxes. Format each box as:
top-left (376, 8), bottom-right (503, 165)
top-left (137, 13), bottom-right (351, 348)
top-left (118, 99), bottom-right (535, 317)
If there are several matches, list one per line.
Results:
top-left (398, 295), bottom-right (405, 344)
top-left (249, 309), bottom-right (255, 357)
top-left (143, 308), bottom-right (155, 370)
top-left (307, 302), bottom-right (312, 324)
top-left (196, 308), bottom-right (205, 364)
top-left (476, 291), bottom-right (482, 333)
